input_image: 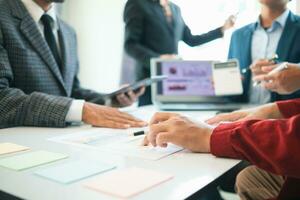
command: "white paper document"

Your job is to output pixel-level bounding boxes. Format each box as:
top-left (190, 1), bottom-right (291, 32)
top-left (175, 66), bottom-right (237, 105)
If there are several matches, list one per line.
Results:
top-left (107, 137), bottom-right (183, 160)
top-left (49, 128), bottom-right (183, 160)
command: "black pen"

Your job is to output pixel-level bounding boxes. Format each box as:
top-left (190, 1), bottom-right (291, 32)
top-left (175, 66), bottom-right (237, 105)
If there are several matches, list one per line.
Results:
top-left (129, 130), bottom-right (146, 137)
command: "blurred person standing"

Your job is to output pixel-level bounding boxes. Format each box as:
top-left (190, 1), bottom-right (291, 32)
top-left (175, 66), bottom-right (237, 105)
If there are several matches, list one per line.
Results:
top-left (124, 0), bottom-right (235, 106)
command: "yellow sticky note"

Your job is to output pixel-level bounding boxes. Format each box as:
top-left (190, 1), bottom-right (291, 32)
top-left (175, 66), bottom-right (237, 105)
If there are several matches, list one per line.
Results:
top-left (0, 143), bottom-right (30, 155)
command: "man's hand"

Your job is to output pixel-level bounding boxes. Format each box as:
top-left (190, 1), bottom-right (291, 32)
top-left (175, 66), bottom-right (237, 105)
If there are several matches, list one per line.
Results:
top-left (160, 54), bottom-right (178, 59)
top-left (113, 86), bottom-right (145, 107)
top-left (82, 102), bottom-right (147, 129)
top-left (253, 63), bottom-right (300, 94)
top-left (143, 112), bottom-right (214, 153)
top-left (206, 103), bottom-right (282, 125)
top-left (222, 15), bottom-right (236, 32)
top-left (250, 59), bottom-right (274, 78)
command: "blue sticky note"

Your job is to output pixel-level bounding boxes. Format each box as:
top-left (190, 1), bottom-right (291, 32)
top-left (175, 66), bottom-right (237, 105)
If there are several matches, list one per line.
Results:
top-left (34, 160), bottom-right (116, 184)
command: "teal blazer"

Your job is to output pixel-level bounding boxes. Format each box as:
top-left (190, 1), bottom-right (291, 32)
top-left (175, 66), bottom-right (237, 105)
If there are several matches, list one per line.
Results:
top-left (228, 12), bottom-right (300, 102)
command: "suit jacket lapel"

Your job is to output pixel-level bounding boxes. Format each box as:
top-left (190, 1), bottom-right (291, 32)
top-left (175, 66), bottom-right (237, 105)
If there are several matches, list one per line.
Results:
top-left (150, 2), bottom-right (174, 35)
top-left (57, 20), bottom-right (74, 96)
top-left (276, 12), bottom-right (300, 60)
top-left (241, 24), bottom-right (255, 95)
top-left (9, 0), bottom-right (67, 94)
top-left (169, 4), bottom-right (178, 32)
top-left (242, 25), bottom-right (255, 69)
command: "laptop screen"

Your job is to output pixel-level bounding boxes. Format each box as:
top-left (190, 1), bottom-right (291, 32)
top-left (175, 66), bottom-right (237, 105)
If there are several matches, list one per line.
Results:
top-left (156, 60), bottom-right (215, 96)
top-left (151, 59), bottom-right (243, 104)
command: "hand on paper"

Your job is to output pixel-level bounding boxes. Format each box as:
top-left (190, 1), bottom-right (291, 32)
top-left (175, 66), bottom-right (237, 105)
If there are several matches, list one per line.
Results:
top-left (82, 102), bottom-right (147, 129)
top-left (143, 113), bottom-right (213, 153)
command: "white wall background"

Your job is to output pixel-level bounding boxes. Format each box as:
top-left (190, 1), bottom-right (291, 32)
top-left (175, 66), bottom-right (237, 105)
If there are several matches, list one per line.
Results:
top-left (61, 0), bottom-right (300, 93)
top-left (61, 0), bottom-right (126, 93)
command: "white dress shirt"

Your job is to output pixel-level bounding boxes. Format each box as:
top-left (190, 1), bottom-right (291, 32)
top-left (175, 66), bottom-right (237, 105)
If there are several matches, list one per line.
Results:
top-left (21, 0), bottom-right (84, 123)
top-left (250, 9), bottom-right (289, 104)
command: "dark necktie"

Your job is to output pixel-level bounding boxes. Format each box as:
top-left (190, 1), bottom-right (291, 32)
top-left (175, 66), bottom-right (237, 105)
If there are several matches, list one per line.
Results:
top-left (40, 14), bottom-right (62, 71)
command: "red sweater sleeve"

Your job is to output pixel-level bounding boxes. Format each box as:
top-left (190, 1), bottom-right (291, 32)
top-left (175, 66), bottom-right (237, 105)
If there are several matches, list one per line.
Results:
top-left (211, 114), bottom-right (300, 178)
top-left (277, 98), bottom-right (300, 118)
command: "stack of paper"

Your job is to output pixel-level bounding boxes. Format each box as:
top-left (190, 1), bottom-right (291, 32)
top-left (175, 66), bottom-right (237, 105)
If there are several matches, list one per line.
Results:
top-left (0, 150), bottom-right (68, 171)
top-left (84, 167), bottom-right (173, 198)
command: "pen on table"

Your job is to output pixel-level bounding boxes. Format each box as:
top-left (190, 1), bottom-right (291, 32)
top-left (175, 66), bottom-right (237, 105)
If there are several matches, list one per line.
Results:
top-left (129, 130), bottom-right (147, 137)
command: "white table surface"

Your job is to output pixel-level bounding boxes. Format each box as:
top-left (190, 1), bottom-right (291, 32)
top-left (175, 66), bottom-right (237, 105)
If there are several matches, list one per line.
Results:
top-left (0, 106), bottom-right (240, 200)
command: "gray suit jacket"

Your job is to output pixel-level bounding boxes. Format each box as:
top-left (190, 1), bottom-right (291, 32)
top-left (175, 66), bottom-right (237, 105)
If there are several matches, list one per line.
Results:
top-left (0, 0), bottom-right (105, 128)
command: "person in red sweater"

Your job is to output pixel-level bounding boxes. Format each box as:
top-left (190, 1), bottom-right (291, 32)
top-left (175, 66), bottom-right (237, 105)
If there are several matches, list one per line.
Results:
top-left (144, 99), bottom-right (300, 200)
top-left (144, 97), bottom-right (300, 200)
top-left (144, 61), bottom-right (300, 200)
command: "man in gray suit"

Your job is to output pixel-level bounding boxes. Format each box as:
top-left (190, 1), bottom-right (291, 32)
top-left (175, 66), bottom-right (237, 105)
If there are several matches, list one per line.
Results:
top-left (0, 0), bottom-right (146, 129)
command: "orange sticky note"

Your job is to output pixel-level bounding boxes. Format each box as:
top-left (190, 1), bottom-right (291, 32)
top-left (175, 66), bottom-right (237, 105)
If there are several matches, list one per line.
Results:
top-left (0, 143), bottom-right (30, 155)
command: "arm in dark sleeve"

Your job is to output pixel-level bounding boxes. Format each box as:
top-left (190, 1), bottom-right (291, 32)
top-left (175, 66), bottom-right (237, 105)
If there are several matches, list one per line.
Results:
top-left (71, 75), bottom-right (106, 105)
top-left (124, 0), bottom-right (160, 67)
top-left (181, 9), bottom-right (223, 47)
top-left (210, 115), bottom-right (300, 178)
top-left (0, 29), bottom-right (72, 128)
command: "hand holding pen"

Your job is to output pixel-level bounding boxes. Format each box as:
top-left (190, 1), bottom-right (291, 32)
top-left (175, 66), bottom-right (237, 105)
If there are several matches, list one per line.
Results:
top-left (241, 54), bottom-right (279, 75)
top-left (253, 62), bottom-right (300, 95)
top-left (241, 54), bottom-right (280, 86)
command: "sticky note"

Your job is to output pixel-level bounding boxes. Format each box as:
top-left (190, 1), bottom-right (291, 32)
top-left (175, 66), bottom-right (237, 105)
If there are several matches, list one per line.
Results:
top-left (35, 160), bottom-right (116, 184)
top-left (84, 167), bottom-right (173, 198)
top-left (0, 143), bottom-right (30, 155)
top-left (0, 151), bottom-right (68, 171)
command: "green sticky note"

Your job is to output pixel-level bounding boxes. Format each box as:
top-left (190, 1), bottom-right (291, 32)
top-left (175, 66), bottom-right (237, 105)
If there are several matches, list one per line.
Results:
top-left (0, 150), bottom-right (68, 171)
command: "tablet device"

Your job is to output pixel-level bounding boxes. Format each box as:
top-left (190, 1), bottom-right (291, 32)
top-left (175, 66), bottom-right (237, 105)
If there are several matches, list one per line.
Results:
top-left (95, 76), bottom-right (168, 101)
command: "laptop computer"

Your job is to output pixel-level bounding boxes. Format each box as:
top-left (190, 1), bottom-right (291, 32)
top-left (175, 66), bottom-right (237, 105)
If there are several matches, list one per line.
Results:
top-left (150, 58), bottom-right (255, 111)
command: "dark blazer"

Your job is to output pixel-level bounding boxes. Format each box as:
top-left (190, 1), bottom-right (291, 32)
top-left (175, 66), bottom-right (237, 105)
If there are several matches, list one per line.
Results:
top-left (0, 0), bottom-right (105, 128)
top-left (228, 12), bottom-right (300, 102)
top-left (124, 0), bottom-right (224, 105)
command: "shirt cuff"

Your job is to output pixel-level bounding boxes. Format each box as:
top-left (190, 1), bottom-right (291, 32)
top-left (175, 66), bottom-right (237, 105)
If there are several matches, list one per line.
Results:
top-left (276, 99), bottom-right (300, 118)
top-left (210, 122), bottom-right (244, 159)
top-left (65, 99), bottom-right (85, 122)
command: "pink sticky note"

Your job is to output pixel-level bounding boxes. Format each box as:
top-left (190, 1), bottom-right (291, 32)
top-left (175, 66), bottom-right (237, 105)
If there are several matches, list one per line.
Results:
top-left (84, 167), bottom-right (173, 198)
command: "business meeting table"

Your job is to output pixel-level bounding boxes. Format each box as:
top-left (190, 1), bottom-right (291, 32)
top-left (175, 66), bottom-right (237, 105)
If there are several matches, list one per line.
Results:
top-left (0, 105), bottom-right (241, 200)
